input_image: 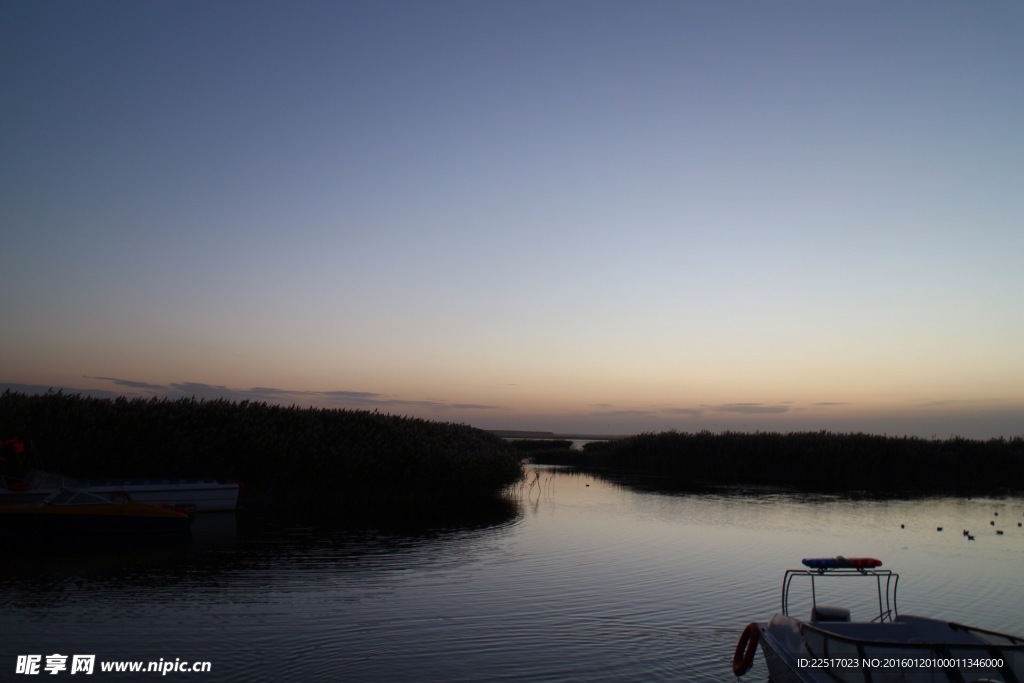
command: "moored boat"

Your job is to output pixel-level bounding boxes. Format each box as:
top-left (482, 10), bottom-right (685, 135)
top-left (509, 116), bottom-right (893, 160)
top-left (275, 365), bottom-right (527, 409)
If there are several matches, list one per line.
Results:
top-left (732, 556), bottom-right (1024, 682)
top-left (1, 469), bottom-right (240, 512)
top-left (0, 488), bottom-right (194, 537)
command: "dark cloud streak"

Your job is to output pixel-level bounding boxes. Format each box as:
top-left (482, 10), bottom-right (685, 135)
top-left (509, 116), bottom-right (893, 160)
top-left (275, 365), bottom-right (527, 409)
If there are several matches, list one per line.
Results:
top-left (714, 403), bottom-right (791, 415)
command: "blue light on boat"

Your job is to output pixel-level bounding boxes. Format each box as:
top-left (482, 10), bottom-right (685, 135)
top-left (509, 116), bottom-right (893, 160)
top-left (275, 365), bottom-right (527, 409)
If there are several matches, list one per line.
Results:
top-left (801, 557), bottom-right (882, 569)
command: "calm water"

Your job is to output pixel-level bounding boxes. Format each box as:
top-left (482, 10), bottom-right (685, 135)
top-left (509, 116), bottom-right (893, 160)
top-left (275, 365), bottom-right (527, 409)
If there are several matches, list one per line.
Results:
top-left (3, 465), bottom-right (1023, 681)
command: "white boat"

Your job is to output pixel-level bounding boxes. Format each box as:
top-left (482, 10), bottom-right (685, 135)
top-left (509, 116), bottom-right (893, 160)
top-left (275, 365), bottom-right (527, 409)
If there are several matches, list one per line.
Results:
top-left (732, 556), bottom-right (1024, 682)
top-left (1, 470), bottom-right (240, 512)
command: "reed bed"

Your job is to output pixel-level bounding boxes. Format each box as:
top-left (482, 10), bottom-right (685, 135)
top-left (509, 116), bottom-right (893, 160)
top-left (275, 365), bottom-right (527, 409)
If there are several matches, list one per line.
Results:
top-left (0, 391), bottom-right (524, 519)
top-left (531, 430), bottom-right (1024, 495)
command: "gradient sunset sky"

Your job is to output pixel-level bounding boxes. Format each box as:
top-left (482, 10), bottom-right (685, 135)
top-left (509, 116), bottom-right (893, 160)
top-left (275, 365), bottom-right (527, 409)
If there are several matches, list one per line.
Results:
top-left (2, 1), bottom-right (1022, 438)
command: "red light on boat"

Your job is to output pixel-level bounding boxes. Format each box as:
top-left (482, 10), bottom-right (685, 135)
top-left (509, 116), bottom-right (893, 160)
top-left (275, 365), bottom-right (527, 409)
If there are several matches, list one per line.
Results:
top-left (801, 557), bottom-right (882, 569)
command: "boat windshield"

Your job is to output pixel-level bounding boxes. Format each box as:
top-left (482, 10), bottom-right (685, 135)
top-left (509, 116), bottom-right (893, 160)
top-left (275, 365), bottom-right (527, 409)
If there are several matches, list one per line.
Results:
top-left (27, 470), bottom-right (87, 490)
top-left (43, 488), bottom-right (112, 506)
top-left (782, 565), bottom-right (899, 623)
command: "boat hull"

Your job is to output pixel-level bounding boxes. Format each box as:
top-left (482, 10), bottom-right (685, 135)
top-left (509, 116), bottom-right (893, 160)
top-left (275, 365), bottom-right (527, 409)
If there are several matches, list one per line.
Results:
top-left (758, 613), bottom-right (1024, 683)
top-left (1, 473), bottom-right (239, 511)
top-left (83, 480), bottom-right (239, 512)
top-left (0, 503), bottom-right (193, 537)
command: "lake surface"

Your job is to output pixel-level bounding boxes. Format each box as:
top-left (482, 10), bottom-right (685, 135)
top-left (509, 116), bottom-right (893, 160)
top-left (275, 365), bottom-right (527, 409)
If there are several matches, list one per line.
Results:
top-left (3, 465), bottom-right (1023, 681)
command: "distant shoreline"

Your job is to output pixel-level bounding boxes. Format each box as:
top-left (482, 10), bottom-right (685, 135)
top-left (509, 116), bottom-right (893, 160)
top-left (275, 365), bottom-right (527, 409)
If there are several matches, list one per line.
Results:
top-left (521, 430), bottom-right (1024, 496)
top-left (489, 430), bottom-right (627, 441)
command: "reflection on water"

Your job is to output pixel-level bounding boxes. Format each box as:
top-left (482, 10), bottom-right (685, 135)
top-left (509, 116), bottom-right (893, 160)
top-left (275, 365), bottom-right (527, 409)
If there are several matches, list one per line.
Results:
top-left (2, 465), bottom-right (1022, 681)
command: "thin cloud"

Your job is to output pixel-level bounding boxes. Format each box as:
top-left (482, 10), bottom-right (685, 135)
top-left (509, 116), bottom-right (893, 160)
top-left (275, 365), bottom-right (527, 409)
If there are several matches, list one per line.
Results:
top-left (914, 398), bottom-right (1007, 409)
top-left (321, 390), bottom-right (385, 401)
top-left (589, 408), bottom-right (659, 418)
top-left (84, 375), bottom-right (167, 392)
top-left (169, 382), bottom-right (234, 398)
top-left (452, 403), bottom-right (507, 411)
top-left (714, 403), bottom-right (791, 415)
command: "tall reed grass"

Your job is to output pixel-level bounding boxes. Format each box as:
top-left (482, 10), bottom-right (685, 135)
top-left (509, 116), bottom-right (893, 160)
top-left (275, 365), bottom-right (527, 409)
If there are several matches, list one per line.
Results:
top-left (0, 391), bottom-right (524, 518)
top-left (531, 430), bottom-right (1024, 495)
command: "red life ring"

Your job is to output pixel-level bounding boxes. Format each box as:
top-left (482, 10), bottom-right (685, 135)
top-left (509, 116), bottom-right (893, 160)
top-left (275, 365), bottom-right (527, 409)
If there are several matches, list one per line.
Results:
top-left (732, 622), bottom-right (760, 676)
top-left (3, 438), bottom-right (26, 454)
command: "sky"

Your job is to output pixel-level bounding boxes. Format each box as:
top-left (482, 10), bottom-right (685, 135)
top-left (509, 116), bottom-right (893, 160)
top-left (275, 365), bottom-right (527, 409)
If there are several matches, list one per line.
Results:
top-left (2, 0), bottom-right (1022, 439)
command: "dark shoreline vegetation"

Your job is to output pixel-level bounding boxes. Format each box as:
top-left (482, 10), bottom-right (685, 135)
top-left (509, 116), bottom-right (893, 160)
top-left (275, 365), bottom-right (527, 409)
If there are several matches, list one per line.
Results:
top-left (5, 391), bottom-right (1023, 523)
top-left (521, 431), bottom-right (1024, 496)
top-left (0, 391), bottom-right (524, 524)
